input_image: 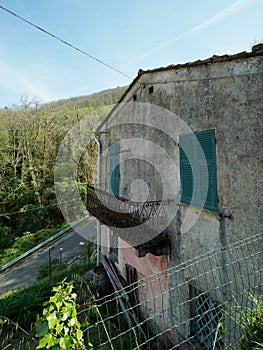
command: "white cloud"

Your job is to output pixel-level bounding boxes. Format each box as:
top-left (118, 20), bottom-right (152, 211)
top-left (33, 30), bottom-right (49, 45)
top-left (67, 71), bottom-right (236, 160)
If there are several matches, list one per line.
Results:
top-left (19, 76), bottom-right (54, 103)
top-left (0, 58), bottom-right (56, 106)
top-left (132, 0), bottom-right (263, 62)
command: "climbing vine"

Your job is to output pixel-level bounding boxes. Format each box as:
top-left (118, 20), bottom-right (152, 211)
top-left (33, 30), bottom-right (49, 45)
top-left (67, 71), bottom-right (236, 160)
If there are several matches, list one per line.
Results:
top-left (34, 279), bottom-right (91, 349)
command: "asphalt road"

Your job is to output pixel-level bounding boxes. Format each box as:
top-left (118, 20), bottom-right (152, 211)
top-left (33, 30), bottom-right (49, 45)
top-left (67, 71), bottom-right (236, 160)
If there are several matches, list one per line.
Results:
top-left (0, 217), bottom-right (97, 295)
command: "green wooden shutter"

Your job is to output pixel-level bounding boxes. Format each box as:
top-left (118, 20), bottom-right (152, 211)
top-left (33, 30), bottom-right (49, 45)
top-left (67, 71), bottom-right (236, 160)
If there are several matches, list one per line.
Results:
top-left (197, 130), bottom-right (218, 212)
top-left (179, 130), bottom-right (218, 212)
top-left (109, 143), bottom-right (120, 196)
top-left (179, 133), bottom-right (194, 205)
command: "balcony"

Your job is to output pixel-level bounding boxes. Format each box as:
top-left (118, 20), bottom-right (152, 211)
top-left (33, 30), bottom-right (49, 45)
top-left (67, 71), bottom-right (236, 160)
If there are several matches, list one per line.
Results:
top-left (86, 185), bottom-right (171, 257)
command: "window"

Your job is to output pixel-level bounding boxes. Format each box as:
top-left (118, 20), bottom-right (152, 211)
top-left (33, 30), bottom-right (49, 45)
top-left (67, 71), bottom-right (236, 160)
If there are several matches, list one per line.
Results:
top-left (126, 264), bottom-right (138, 305)
top-left (110, 230), bottom-right (118, 261)
top-left (179, 129), bottom-right (218, 212)
top-left (109, 143), bottom-right (120, 196)
top-left (148, 86), bottom-right (154, 94)
top-left (190, 286), bottom-right (224, 350)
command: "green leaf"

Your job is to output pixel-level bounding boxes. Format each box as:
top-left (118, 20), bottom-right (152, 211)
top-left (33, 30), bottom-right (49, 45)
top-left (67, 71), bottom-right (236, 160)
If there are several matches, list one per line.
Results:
top-left (35, 320), bottom-right (49, 337)
top-left (47, 313), bottom-right (59, 329)
top-left (59, 337), bottom-right (67, 349)
top-left (63, 335), bottom-right (72, 349)
top-left (64, 325), bottom-right (69, 335)
top-left (75, 318), bottom-right (81, 328)
top-left (56, 292), bottom-right (63, 303)
top-left (50, 292), bottom-right (63, 306)
top-left (36, 333), bottom-right (52, 349)
top-left (61, 311), bottom-right (69, 321)
top-left (47, 333), bottom-right (58, 348)
top-left (64, 301), bottom-right (73, 309)
top-left (81, 321), bottom-right (90, 327)
top-left (43, 304), bottom-right (55, 314)
top-left (76, 328), bottom-right (83, 342)
top-left (56, 321), bottom-right (64, 334)
top-left (69, 317), bottom-right (76, 327)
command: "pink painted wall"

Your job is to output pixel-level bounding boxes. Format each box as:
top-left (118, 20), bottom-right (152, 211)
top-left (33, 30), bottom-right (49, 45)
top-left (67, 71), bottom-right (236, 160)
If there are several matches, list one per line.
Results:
top-left (118, 238), bottom-right (176, 342)
top-left (118, 238), bottom-right (168, 280)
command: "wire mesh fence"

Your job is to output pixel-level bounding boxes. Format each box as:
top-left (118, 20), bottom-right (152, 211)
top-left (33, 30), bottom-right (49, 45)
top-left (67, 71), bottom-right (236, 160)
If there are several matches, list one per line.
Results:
top-left (83, 232), bottom-right (263, 350)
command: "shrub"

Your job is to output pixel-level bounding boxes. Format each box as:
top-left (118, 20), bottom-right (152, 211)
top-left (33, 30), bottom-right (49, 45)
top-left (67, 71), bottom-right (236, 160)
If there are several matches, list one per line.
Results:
top-left (0, 227), bottom-right (63, 266)
top-left (13, 231), bottom-right (35, 251)
top-left (240, 302), bottom-right (263, 350)
top-left (37, 258), bottom-right (67, 280)
top-left (0, 226), bottom-right (16, 249)
top-left (0, 247), bottom-right (20, 265)
top-left (68, 261), bottom-right (95, 276)
top-left (33, 228), bottom-right (59, 245)
top-left (79, 241), bottom-right (96, 265)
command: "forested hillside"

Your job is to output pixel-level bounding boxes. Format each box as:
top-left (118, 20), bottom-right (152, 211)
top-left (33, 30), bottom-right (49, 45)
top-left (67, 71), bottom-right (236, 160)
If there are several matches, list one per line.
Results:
top-left (0, 86), bottom-right (126, 265)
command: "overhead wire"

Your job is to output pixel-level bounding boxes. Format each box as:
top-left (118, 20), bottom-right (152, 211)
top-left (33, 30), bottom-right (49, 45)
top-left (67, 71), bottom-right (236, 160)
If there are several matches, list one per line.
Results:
top-left (0, 5), bottom-right (134, 217)
top-left (0, 203), bottom-right (59, 217)
top-left (0, 5), bottom-right (155, 226)
top-left (0, 4), bottom-right (133, 81)
top-left (0, 196), bottom-right (86, 217)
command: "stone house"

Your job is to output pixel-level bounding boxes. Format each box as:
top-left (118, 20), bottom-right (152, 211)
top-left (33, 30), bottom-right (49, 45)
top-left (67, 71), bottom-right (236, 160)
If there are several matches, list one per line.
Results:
top-left (87, 44), bottom-right (263, 349)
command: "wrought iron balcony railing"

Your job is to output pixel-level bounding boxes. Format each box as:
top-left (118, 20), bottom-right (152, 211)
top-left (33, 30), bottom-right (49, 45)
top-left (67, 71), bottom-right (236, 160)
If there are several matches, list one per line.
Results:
top-left (86, 185), bottom-right (171, 256)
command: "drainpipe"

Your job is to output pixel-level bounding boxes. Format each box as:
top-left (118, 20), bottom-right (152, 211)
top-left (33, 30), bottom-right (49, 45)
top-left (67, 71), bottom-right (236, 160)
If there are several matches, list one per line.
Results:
top-left (94, 134), bottom-right (102, 265)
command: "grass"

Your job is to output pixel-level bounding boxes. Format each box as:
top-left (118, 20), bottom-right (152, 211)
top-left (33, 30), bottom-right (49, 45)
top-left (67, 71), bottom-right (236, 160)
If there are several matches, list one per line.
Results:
top-left (2, 262), bottom-right (262, 350)
top-left (0, 271), bottom-right (140, 349)
top-left (0, 275), bottom-right (138, 350)
top-left (0, 279), bottom-right (56, 329)
top-left (239, 299), bottom-right (263, 350)
top-left (83, 299), bottom-right (140, 350)
top-left (0, 258), bottom-right (96, 349)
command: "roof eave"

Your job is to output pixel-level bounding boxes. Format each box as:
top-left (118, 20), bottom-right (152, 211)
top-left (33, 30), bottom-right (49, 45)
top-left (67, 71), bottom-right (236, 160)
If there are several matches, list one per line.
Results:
top-left (96, 45), bottom-right (263, 134)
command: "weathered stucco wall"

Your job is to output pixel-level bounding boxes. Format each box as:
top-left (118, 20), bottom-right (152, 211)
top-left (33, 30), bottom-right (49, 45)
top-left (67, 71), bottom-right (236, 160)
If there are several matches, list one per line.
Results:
top-left (97, 51), bottom-right (262, 344)
top-left (99, 53), bottom-right (262, 253)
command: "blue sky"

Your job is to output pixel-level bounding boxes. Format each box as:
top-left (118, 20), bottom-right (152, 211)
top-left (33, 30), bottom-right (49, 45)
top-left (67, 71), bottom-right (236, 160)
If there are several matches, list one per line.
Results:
top-left (0, 0), bottom-right (262, 108)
